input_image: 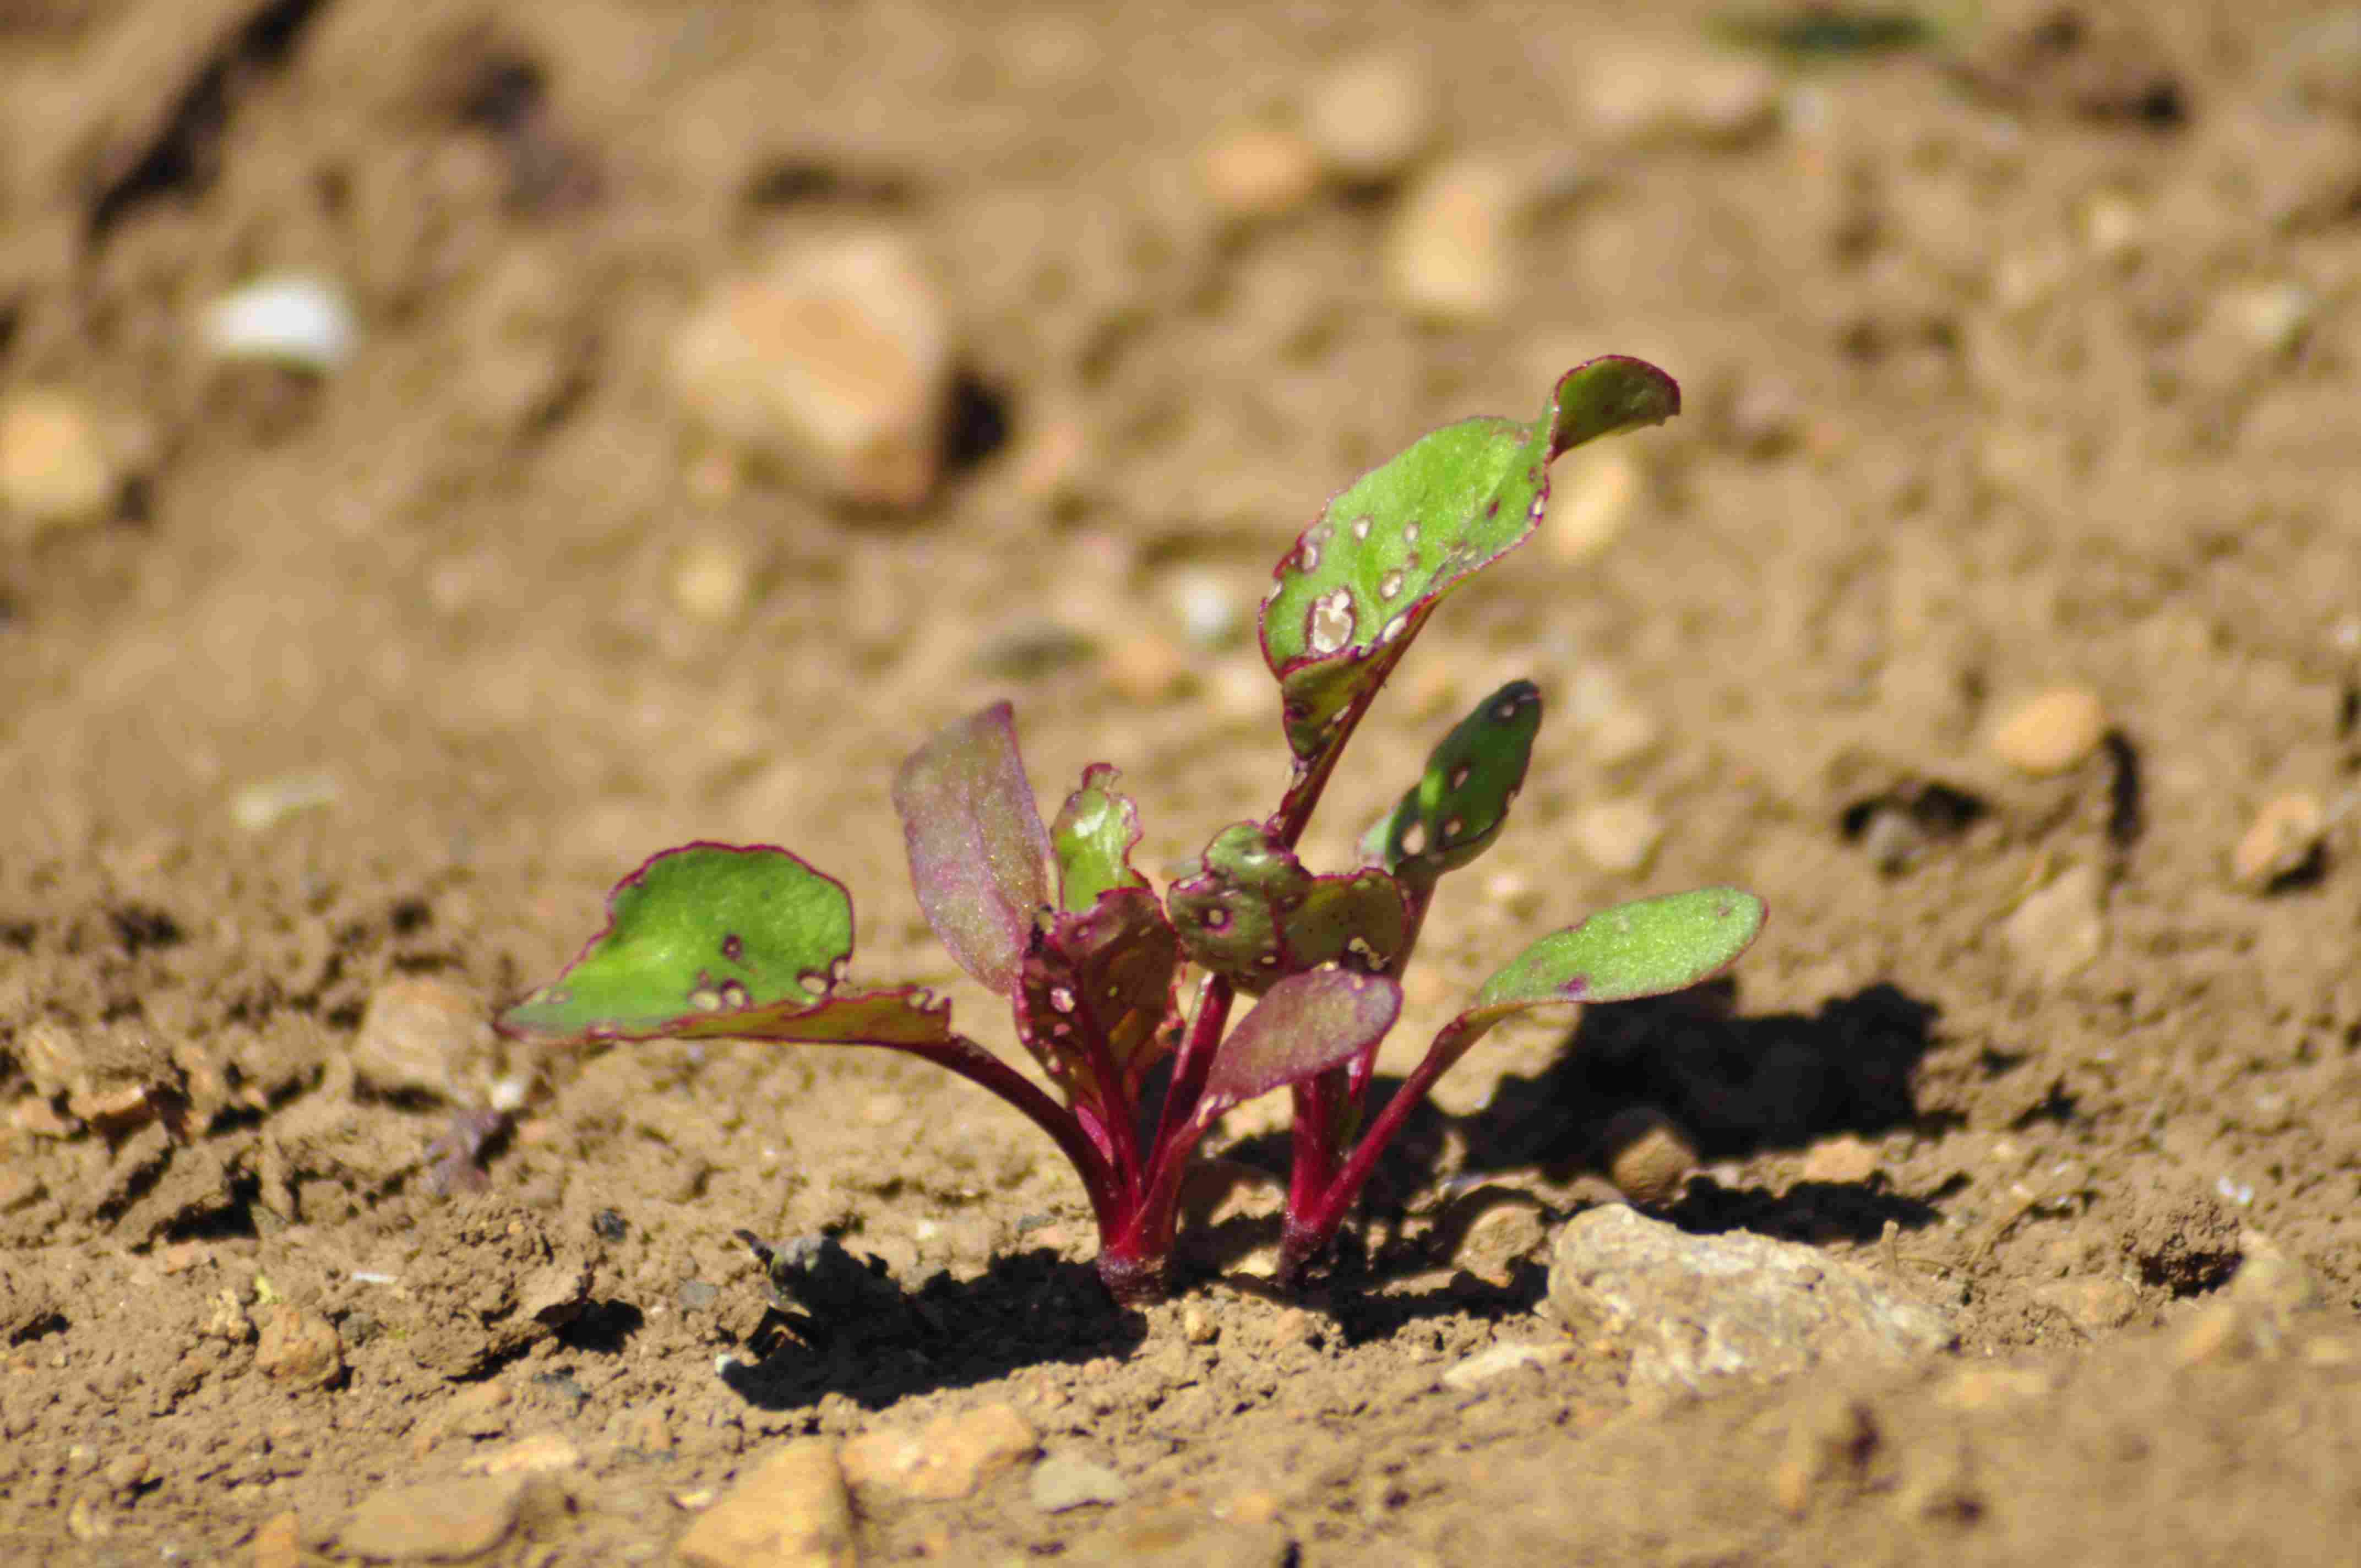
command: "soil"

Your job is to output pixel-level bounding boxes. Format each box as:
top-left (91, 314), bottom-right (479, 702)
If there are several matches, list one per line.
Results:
top-left (5, 1), bottom-right (2361, 1564)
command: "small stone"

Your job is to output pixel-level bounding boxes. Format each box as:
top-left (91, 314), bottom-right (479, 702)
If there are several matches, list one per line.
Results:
top-left (1303, 51), bottom-right (1438, 185)
top-left (1600, 1107), bottom-right (1696, 1206)
top-left (2031, 1275), bottom-right (2141, 1332)
top-left (1167, 570), bottom-right (1242, 649)
top-left (1384, 156), bottom-right (1521, 323)
top-left (1582, 46), bottom-right (1781, 148)
top-left (671, 538), bottom-right (757, 627)
top-left (2001, 864), bottom-right (2106, 989)
top-left (1932, 1365), bottom-right (2054, 1412)
top-left (335, 1476), bottom-right (529, 1563)
top-left (668, 230), bottom-right (953, 509)
top-left (1101, 633), bottom-right (1190, 705)
top-left (1771, 1392), bottom-right (1877, 1516)
top-left (1570, 798), bottom-right (1663, 874)
top-left (230, 770), bottom-right (340, 833)
top-left (1549, 1205), bottom-right (1955, 1394)
top-left (677, 1445), bottom-right (856, 1568)
top-left (1547, 447), bottom-right (1641, 565)
top-left (1, 387), bottom-right (118, 542)
top-left (1440, 1340), bottom-right (1570, 1390)
top-left (199, 273), bottom-right (358, 372)
top-left (2218, 281), bottom-right (2317, 358)
top-left (1197, 124), bottom-right (1323, 221)
top-left (439, 1380), bottom-right (514, 1440)
top-left (1988, 687), bottom-right (2107, 775)
top-left (102, 1452), bottom-right (150, 1493)
top-left (2232, 793), bottom-right (2325, 889)
top-left (252, 1510), bottom-right (301, 1568)
top-left (2082, 190), bottom-right (2148, 263)
top-left (2121, 1183), bottom-right (2242, 1295)
top-left (1445, 1188), bottom-right (1553, 1284)
top-left (841, 1403), bottom-right (1038, 1500)
top-left (463, 1433), bottom-right (580, 1476)
top-left (1031, 1453), bottom-right (1129, 1512)
top-left (254, 1304), bottom-right (342, 1391)
top-left (200, 1290), bottom-right (253, 1344)
top-left (1799, 1134), bottom-right (1878, 1186)
top-left (352, 978), bottom-right (490, 1101)
top-left (1180, 1305), bottom-right (1218, 1346)
top-left (2171, 1300), bottom-right (2250, 1368)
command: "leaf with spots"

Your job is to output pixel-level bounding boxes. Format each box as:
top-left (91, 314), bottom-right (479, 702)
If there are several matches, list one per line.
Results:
top-left (1166, 822), bottom-right (1409, 994)
top-left (1051, 764), bottom-right (1150, 915)
top-left (892, 702), bottom-right (1053, 996)
top-left (1193, 968), bottom-right (1402, 1126)
top-left (1361, 679), bottom-right (1543, 884)
top-left (1425, 888), bottom-right (1766, 1076)
top-left (495, 844), bottom-right (954, 1048)
top-left (1259, 357), bottom-right (1679, 760)
top-left (1013, 886), bottom-right (1181, 1100)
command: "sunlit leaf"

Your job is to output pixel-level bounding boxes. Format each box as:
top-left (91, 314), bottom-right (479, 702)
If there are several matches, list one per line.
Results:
top-left (891, 702), bottom-right (1052, 995)
top-left (1361, 680), bottom-right (1543, 882)
top-left (1167, 821), bottom-right (1408, 994)
top-left (1051, 763), bottom-right (1150, 915)
top-left (1194, 968), bottom-right (1402, 1124)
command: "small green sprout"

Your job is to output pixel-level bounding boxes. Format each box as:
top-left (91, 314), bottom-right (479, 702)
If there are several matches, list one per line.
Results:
top-left (496, 358), bottom-right (1764, 1302)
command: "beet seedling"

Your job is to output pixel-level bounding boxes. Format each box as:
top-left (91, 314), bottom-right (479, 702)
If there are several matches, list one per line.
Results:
top-left (496, 357), bottom-right (1764, 1302)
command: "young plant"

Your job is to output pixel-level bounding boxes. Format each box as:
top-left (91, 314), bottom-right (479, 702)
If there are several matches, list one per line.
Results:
top-left (495, 357), bottom-right (1764, 1303)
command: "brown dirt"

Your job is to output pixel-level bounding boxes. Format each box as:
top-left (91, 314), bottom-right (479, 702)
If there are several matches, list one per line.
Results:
top-left (5, 1), bottom-right (2361, 1562)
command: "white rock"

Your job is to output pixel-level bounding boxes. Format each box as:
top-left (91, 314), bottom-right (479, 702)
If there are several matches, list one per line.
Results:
top-left (1441, 1340), bottom-right (1571, 1390)
top-left (198, 273), bottom-right (357, 372)
top-left (1548, 1205), bottom-right (1955, 1394)
top-left (1167, 569), bottom-right (1242, 647)
top-left (1030, 1453), bottom-right (1128, 1512)
top-left (1384, 156), bottom-right (1521, 323)
top-left (1304, 50), bottom-right (1438, 184)
top-left (230, 770), bottom-right (340, 833)
top-left (669, 230), bottom-right (953, 509)
top-left (0, 388), bottom-right (117, 542)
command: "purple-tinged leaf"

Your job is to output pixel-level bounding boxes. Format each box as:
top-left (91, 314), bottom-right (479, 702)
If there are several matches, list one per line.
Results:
top-left (1259, 358), bottom-right (1679, 761)
top-left (892, 703), bottom-right (1053, 995)
top-left (1193, 968), bottom-right (1402, 1125)
top-left (1013, 886), bottom-right (1180, 1098)
top-left (1167, 821), bottom-right (1409, 994)
top-left (496, 843), bottom-right (857, 1042)
top-left (1051, 763), bottom-right (1150, 915)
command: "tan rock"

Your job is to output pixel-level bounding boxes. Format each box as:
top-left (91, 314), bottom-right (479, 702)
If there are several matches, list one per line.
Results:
top-left (1988, 687), bottom-right (2107, 775)
top-left (352, 977), bottom-right (490, 1101)
top-left (2232, 793), bottom-right (2325, 889)
top-left (842, 1403), bottom-right (1038, 1500)
top-left (669, 230), bottom-right (953, 508)
top-left (0, 387), bottom-right (117, 543)
top-left (334, 1475), bottom-right (535, 1563)
top-left (671, 537), bottom-right (758, 627)
top-left (1303, 50), bottom-right (1437, 184)
top-left (1443, 1188), bottom-right (1552, 1284)
top-left (2001, 864), bottom-right (2107, 988)
top-left (1570, 798), bottom-right (1663, 874)
top-left (254, 1303), bottom-right (342, 1391)
top-left (461, 1432), bottom-right (579, 1477)
top-left (1198, 124), bottom-right (1323, 221)
top-left (1800, 1134), bottom-right (1879, 1186)
top-left (676, 1445), bottom-right (856, 1568)
top-left (2031, 1275), bottom-right (2140, 1332)
top-left (1547, 447), bottom-right (1640, 565)
top-left (1600, 1106), bottom-right (1695, 1206)
top-left (1384, 156), bottom-right (1521, 323)
top-left (251, 1510), bottom-right (301, 1568)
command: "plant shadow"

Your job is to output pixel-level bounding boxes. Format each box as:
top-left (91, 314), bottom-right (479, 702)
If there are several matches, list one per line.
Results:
top-left (717, 1245), bottom-right (1145, 1413)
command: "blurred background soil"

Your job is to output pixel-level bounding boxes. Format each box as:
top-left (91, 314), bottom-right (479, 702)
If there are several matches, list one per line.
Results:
top-left (4, 1), bottom-right (2361, 1562)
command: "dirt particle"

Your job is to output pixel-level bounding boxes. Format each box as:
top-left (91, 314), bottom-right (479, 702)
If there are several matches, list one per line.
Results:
top-left (1303, 50), bottom-right (1437, 186)
top-left (2001, 864), bottom-right (2107, 988)
top-left (2231, 793), bottom-right (2326, 890)
top-left (678, 1439), bottom-right (854, 1567)
top-left (841, 1403), bottom-right (1038, 1501)
top-left (0, 387), bottom-right (119, 542)
top-left (254, 1303), bottom-right (341, 1391)
top-left (1196, 123), bottom-right (1322, 221)
top-left (1031, 1453), bottom-right (1128, 1513)
top-left (1799, 1134), bottom-right (1879, 1186)
top-left (1385, 156), bottom-right (1520, 323)
top-left (1772, 1392), bottom-right (1878, 1516)
top-left (1570, 798), bottom-right (1664, 874)
top-left (2120, 1183), bottom-right (2242, 1295)
top-left (1989, 687), bottom-right (2108, 775)
top-left (353, 977), bottom-right (491, 1102)
top-left (334, 1474), bottom-right (541, 1563)
top-left (1599, 1107), bottom-right (1696, 1207)
top-left (1548, 448), bottom-right (1640, 565)
top-left (251, 1510), bottom-right (301, 1568)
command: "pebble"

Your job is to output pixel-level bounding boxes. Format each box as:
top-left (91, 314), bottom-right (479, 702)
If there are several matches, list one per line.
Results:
top-left (1197, 124), bottom-right (1324, 221)
top-left (335, 1476), bottom-right (543, 1563)
top-left (440, 1380), bottom-right (513, 1439)
top-left (463, 1433), bottom-right (580, 1476)
top-left (254, 1303), bottom-right (342, 1391)
top-left (2031, 1275), bottom-right (2141, 1332)
top-left (1167, 570), bottom-right (1243, 648)
top-left (1567, 666), bottom-right (1662, 767)
top-left (252, 1510), bottom-right (301, 1568)
top-left (676, 1440), bottom-right (856, 1568)
top-left (352, 977), bottom-right (489, 1101)
top-left (0, 387), bottom-right (118, 543)
top-left (1030, 1453), bottom-right (1129, 1513)
top-left (230, 770), bottom-right (340, 833)
top-left (2218, 280), bottom-right (2319, 357)
top-left (1384, 155), bottom-right (1520, 323)
top-left (1799, 1134), bottom-right (1878, 1186)
top-left (1440, 1340), bottom-right (1571, 1391)
top-left (1546, 447), bottom-right (1641, 565)
top-left (2001, 864), bottom-right (2107, 988)
top-left (1100, 633), bottom-right (1191, 705)
top-left (1581, 46), bottom-right (1782, 149)
top-left (1569, 798), bottom-right (1664, 874)
top-left (1303, 50), bottom-right (1438, 184)
top-left (1988, 687), bottom-right (2107, 775)
top-left (671, 537), bottom-right (757, 627)
top-left (2232, 793), bottom-right (2326, 888)
top-left (1548, 1205), bottom-right (1955, 1394)
top-left (1771, 1392), bottom-right (1877, 1516)
top-left (840, 1403), bottom-right (1038, 1500)
top-left (1446, 1189), bottom-right (1553, 1284)
top-left (1600, 1107), bottom-right (1696, 1206)
top-left (668, 229), bottom-right (953, 509)
top-left (1180, 1304), bottom-right (1219, 1346)
top-left (199, 273), bottom-right (358, 372)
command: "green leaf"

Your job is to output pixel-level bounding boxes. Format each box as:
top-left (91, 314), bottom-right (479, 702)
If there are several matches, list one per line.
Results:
top-left (496, 844), bottom-right (955, 1048)
top-left (1426, 888), bottom-right (1765, 1074)
top-left (1362, 680), bottom-right (1543, 882)
top-left (1050, 763), bottom-right (1149, 915)
top-left (1194, 968), bottom-right (1402, 1124)
top-left (1014, 886), bottom-right (1180, 1098)
top-left (1259, 357), bottom-right (1679, 760)
top-left (891, 703), bottom-right (1053, 995)
top-left (1167, 822), bottom-right (1408, 994)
